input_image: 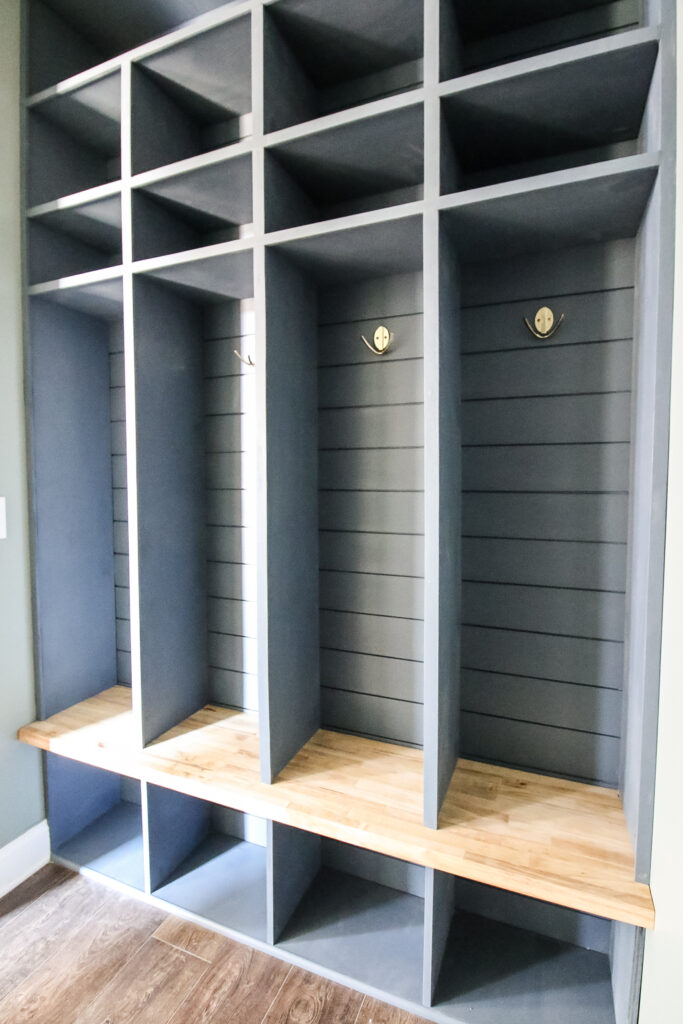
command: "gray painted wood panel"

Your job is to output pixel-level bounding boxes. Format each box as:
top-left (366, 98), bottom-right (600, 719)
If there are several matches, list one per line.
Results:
top-left (321, 839), bottom-right (424, 898)
top-left (462, 391), bottom-right (631, 445)
top-left (268, 822), bottom-right (321, 945)
top-left (463, 537), bottom-right (627, 591)
top-left (317, 271), bottom-right (424, 745)
top-left (320, 569), bottom-right (424, 617)
top-left (462, 625), bottom-right (624, 690)
top-left (463, 492), bottom-right (628, 542)
top-left (109, 328), bottom-right (130, 689)
top-left (29, 297), bottom-right (118, 717)
top-left (463, 443), bottom-right (630, 493)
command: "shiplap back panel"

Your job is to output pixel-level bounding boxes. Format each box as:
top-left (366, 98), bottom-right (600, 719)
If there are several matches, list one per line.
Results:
top-left (109, 323), bottom-right (130, 687)
top-left (459, 239), bottom-right (635, 786)
top-left (317, 272), bottom-right (424, 746)
top-left (204, 299), bottom-right (258, 710)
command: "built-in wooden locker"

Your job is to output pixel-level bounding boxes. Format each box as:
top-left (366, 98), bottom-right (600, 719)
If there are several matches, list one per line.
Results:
top-left (20, 2), bottom-right (676, 1023)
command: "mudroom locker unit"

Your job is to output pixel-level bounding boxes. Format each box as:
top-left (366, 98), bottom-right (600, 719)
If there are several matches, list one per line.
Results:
top-left (18, 1), bottom-right (675, 1022)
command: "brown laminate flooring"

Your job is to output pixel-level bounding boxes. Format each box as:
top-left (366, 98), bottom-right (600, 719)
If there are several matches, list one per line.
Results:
top-left (0, 864), bottom-right (428, 1024)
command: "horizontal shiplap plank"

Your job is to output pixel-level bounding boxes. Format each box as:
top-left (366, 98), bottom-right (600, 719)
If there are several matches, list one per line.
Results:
top-left (114, 553), bottom-right (129, 587)
top-left (319, 272), bottom-right (423, 325)
top-left (206, 452), bottom-right (246, 490)
top-left (111, 454), bottom-right (127, 489)
top-left (204, 336), bottom-right (256, 377)
top-left (207, 525), bottom-right (256, 564)
top-left (205, 413), bottom-right (248, 453)
top-left (461, 288), bottom-right (634, 354)
top-left (116, 650), bottom-right (132, 685)
top-left (322, 688), bottom-right (422, 747)
top-left (319, 490), bottom-right (425, 534)
top-left (208, 631), bottom-right (257, 675)
top-left (461, 669), bottom-right (622, 737)
top-left (319, 404), bottom-right (424, 449)
top-left (319, 359), bottom-right (423, 407)
top-left (205, 376), bottom-right (248, 414)
top-left (318, 313), bottom-right (424, 366)
top-left (463, 443), bottom-right (630, 493)
top-left (319, 448), bottom-right (423, 491)
top-left (113, 522), bottom-right (129, 553)
top-left (461, 239), bottom-right (635, 306)
top-left (462, 625), bottom-right (623, 689)
top-left (111, 420), bottom-right (127, 455)
top-left (115, 585), bottom-right (130, 621)
top-left (321, 609), bottom-right (423, 662)
top-left (207, 596), bottom-right (257, 638)
top-left (112, 487), bottom-right (128, 521)
top-left (463, 537), bottom-right (627, 591)
top-left (116, 618), bottom-right (131, 653)
top-left (321, 648), bottom-right (423, 703)
top-left (319, 531), bottom-right (424, 578)
top-left (461, 713), bottom-right (619, 786)
top-left (320, 570), bottom-right (424, 619)
top-left (208, 667), bottom-right (258, 710)
top-left (110, 385), bottom-right (125, 422)
top-left (462, 340), bottom-right (632, 400)
top-left (462, 392), bottom-right (631, 446)
top-left (206, 489), bottom-right (250, 527)
top-left (203, 299), bottom-right (255, 341)
top-left (463, 582), bottom-right (625, 642)
top-left (207, 561), bottom-right (257, 601)
top-left (109, 351), bottom-right (125, 387)
top-left (463, 492), bottom-right (628, 542)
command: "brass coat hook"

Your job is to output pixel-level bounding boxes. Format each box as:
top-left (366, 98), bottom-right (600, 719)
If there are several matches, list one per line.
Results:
top-left (361, 325), bottom-right (394, 356)
top-left (234, 350), bottom-right (255, 367)
top-left (524, 306), bottom-right (564, 340)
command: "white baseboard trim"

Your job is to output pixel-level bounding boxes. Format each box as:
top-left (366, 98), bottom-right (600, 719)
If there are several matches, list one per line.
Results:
top-left (0, 820), bottom-right (51, 899)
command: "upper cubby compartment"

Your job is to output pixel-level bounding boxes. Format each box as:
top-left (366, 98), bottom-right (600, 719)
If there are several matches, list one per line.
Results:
top-left (27, 0), bottom-right (241, 94)
top-left (441, 31), bottom-right (658, 194)
top-left (27, 72), bottom-right (121, 207)
top-left (132, 152), bottom-right (253, 262)
top-left (440, 0), bottom-right (642, 79)
top-left (264, 102), bottom-right (423, 232)
top-left (131, 16), bottom-right (252, 175)
top-left (28, 190), bottom-right (122, 285)
top-left (263, 0), bottom-right (423, 133)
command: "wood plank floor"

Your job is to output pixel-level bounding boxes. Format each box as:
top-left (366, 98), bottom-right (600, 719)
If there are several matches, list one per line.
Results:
top-left (0, 865), bottom-right (428, 1024)
top-left (18, 686), bottom-right (655, 927)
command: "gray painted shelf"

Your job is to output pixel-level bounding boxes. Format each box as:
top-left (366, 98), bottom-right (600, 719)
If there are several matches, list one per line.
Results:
top-left (23, 1), bottom-right (676, 1023)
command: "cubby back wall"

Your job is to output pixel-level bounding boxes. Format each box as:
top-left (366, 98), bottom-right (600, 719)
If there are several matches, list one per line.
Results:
top-left (459, 238), bottom-right (635, 786)
top-left (318, 272), bottom-right (425, 747)
top-left (109, 324), bottom-right (131, 688)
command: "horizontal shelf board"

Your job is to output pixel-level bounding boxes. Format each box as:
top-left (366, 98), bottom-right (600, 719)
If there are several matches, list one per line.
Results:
top-left (278, 866), bottom-right (424, 1005)
top-left (19, 686), bottom-right (655, 928)
top-left (153, 833), bottom-right (268, 940)
top-left (264, 200), bottom-right (424, 251)
top-left (28, 273), bottom-right (124, 319)
top-left (441, 154), bottom-right (659, 258)
top-left (54, 799), bottom-right (145, 891)
top-left (269, 213), bottom-right (423, 283)
top-left (27, 180), bottom-right (123, 219)
top-left (26, 1), bottom-right (253, 107)
top-left (136, 247), bottom-right (253, 302)
top-left (29, 193), bottom-right (122, 256)
top-left (131, 139), bottom-right (252, 190)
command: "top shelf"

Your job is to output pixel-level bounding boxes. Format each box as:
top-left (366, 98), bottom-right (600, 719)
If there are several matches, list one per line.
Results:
top-left (19, 685), bottom-right (655, 930)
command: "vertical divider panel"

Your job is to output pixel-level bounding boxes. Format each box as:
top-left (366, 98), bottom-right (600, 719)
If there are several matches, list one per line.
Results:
top-left (267, 821), bottom-right (322, 945)
top-left (423, 868), bottom-right (456, 1006)
top-left (132, 274), bottom-right (208, 744)
top-left (146, 784), bottom-right (211, 892)
top-left (260, 247), bottom-right (320, 781)
top-left (423, 0), bottom-right (461, 829)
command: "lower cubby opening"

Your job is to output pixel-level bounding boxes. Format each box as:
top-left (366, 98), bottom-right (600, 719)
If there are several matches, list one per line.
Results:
top-left (47, 755), bottom-right (144, 891)
top-left (148, 787), bottom-right (268, 941)
top-left (429, 877), bottom-right (624, 1024)
top-left (273, 828), bottom-right (425, 1005)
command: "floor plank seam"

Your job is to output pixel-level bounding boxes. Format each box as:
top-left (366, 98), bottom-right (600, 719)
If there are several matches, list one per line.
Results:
top-left (353, 994), bottom-right (368, 1024)
top-left (152, 932), bottom-right (216, 964)
top-left (261, 964), bottom-right (295, 1024)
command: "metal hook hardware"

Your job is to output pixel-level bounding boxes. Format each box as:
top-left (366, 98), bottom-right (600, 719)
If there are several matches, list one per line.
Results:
top-left (234, 350), bottom-right (255, 367)
top-left (524, 307), bottom-right (565, 340)
top-left (361, 325), bottom-right (394, 356)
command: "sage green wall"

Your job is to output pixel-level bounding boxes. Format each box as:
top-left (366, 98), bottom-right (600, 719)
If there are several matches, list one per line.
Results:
top-left (0, 0), bottom-right (44, 848)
